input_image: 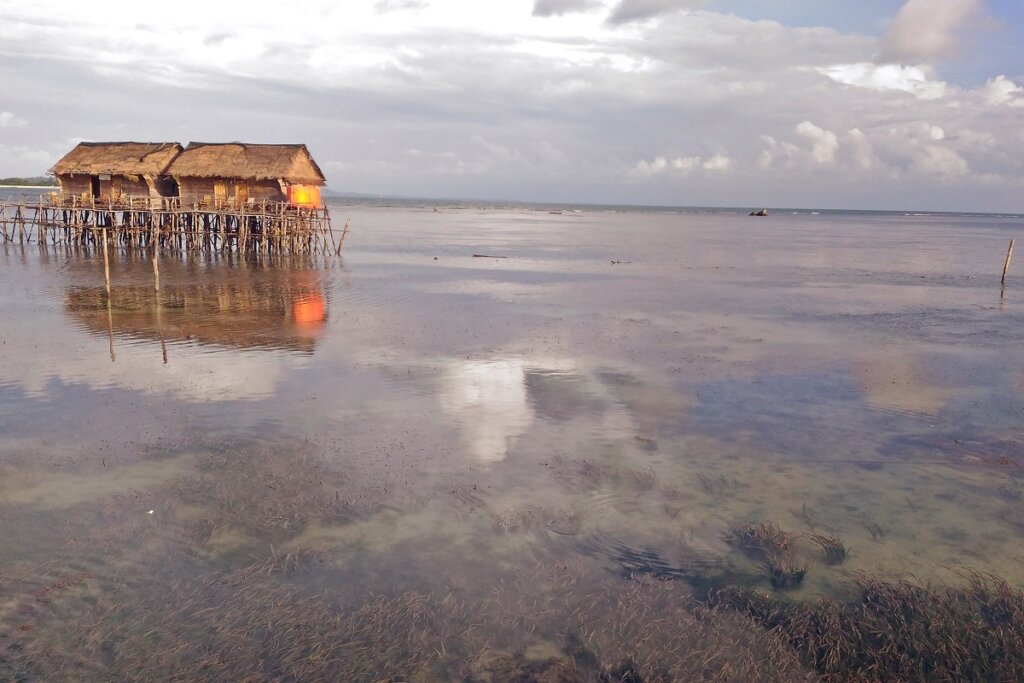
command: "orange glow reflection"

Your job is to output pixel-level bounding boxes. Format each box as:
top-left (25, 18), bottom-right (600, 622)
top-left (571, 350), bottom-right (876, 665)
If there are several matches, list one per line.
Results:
top-left (293, 293), bottom-right (326, 328)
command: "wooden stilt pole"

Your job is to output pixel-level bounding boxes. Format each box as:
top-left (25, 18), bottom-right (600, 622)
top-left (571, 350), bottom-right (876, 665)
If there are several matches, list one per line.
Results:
top-left (337, 218), bottom-right (350, 254)
top-left (107, 300), bottom-right (116, 363)
top-left (1001, 239), bottom-right (1015, 287)
top-left (0, 198), bottom-right (334, 256)
top-left (104, 228), bottom-right (116, 363)
top-left (326, 212), bottom-right (337, 254)
top-left (101, 227), bottom-right (111, 296)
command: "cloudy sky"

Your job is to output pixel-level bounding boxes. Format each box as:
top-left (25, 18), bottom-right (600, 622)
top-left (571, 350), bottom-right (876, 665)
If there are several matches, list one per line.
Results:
top-left (1, 0), bottom-right (1022, 211)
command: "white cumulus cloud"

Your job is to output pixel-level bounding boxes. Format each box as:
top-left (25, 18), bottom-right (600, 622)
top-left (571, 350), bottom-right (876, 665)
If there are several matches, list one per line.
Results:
top-left (701, 154), bottom-right (732, 172)
top-left (606, 0), bottom-right (707, 25)
top-left (910, 145), bottom-right (969, 179)
top-left (0, 111), bottom-right (26, 128)
top-left (796, 121), bottom-right (839, 166)
top-left (819, 63), bottom-right (947, 100)
top-left (845, 129), bottom-right (878, 171)
top-left (980, 75), bottom-right (1024, 107)
top-left (631, 153), bottom-right (732, 177)
top-left (869, 122), bottom-right (972, 181)
top-left (758, 120), bottom-right (974, 183)
top-left (761, 122), bottom-right (844, 170)
top-left (532, 0), bottom-right (602, 17)
top-left (0, 0), bottom-right (1021, 209)
top-left (880, 0), bottom-right (981, 63)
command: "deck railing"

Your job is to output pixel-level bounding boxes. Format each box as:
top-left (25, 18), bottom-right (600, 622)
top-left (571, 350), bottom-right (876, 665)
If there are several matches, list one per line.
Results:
top-left (36, 193), bottom-right (324, 214)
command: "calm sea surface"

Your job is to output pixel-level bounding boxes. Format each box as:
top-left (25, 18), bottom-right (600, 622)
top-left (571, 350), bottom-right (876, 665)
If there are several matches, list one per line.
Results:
top-left (0, 194), bottom-right (1022, 679)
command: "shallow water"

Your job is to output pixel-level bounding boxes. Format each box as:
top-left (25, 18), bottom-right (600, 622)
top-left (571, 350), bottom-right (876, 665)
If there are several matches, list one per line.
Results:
top-left (1, 199), bottom-right (1022, 679)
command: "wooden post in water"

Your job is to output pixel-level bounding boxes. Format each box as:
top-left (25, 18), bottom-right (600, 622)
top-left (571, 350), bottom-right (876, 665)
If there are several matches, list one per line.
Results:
top-left (325, 213), bottom-right (337, 254)
top-left (1, 196), bottom-right (332, 256)
top-left (101, 227), bottom-right (111, 295)
top-left (107, 303), bottom-right (116, 363)
top-left (102, 227), bottom-right (115, 363)
top-left (152, 250), bottom-right (160, 291)
top-left (1002, 239), bottom-right (1015, 287)
top-left (337, 218), bottom-right (350, 254)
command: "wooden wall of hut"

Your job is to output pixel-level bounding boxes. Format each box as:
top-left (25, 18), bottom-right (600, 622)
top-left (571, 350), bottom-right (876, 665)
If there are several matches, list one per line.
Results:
top-left (56, 174), bottom-right (168, 200)
top-left (117, 176), bottom-right (152, 198)
top-left (57, 175), bottom-right (91, 198)
top-left (177, 177), bottom-right (285, 204)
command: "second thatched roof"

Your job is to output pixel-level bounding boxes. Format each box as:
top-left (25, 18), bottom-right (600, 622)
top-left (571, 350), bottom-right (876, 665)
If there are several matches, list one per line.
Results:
top-left (167, 143), bottom-right (326, 185)
top-left (52, 142), bottom-right (183, 177)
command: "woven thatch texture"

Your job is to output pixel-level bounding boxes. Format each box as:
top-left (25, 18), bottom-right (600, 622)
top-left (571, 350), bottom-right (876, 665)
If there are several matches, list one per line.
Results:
top-left (52, 142), bottom-right (183, 176)
top-left (168, 143), bottom-right (326, 185)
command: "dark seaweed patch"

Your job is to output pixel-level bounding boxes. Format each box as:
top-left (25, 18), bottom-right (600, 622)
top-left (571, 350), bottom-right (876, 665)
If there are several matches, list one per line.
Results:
top-left (713, 572), bottom-right (1024, 682)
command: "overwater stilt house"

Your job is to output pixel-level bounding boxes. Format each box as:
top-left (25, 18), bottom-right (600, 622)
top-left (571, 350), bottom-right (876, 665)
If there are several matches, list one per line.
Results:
top-left (51, 142), bottom-right (183, 200)
top-left (2, 141), bottom-right (339, 255)
top-left (166, 143), bottom-right (327, 208)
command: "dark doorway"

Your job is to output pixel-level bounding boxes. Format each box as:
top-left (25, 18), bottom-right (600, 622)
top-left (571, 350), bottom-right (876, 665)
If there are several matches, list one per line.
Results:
top-left (90, 175), bottom-right (100, 199)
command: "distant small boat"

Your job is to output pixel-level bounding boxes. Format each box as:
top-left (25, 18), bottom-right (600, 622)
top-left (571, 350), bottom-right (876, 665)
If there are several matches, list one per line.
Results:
top-left (749, 209), bottom-right (768, 217)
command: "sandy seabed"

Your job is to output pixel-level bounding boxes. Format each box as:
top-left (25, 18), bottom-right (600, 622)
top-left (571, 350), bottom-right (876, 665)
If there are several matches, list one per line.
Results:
top-left (0, 201), bottom-right (1022, 680)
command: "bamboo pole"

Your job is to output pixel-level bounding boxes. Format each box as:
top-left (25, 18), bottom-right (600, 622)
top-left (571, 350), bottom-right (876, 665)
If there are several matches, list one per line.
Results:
top-left (107, 299), bottom-right (116, 363)
top-left (1001, 239), bottom-right (1015, 287)
top-left (101, 227), bottom-right (111, 295)
top-left (102, 226), bottom-right (115, 363)
top-left (337, 218), bottom-right (350, 253)
top-left (325, 212), bottom-right (337, 254)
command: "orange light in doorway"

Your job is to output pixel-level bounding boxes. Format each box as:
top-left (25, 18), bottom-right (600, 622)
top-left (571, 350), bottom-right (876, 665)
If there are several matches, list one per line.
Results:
top-left (288, 185), bottom-right (321, 207)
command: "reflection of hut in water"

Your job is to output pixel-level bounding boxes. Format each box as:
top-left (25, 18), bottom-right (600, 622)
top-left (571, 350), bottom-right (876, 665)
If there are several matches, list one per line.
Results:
top-left (52, 142), bottom-right (183, 201)
top-left (64, 267), bottom-right (327, 354)
top-left (166, 143), bottom-right (326, 207)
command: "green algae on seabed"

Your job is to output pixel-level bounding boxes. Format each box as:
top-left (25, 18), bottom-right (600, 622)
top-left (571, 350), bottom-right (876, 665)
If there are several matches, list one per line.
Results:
top-left (0, 452), bottom-right (199, 508)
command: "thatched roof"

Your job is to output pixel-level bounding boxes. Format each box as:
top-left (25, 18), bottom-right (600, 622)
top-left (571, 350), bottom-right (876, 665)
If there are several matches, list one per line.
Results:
top-left (167, 143), bottom-right (326, 185)
top-left (52, 142), bottom-right (183, 177)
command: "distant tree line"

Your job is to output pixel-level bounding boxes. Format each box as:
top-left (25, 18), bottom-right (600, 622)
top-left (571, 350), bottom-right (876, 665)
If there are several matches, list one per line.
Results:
top-left (0, 176), bottom-right (58, 186)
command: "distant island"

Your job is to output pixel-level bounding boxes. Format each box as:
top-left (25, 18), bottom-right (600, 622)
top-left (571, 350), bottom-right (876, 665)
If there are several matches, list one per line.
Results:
top-left (0, 176), bottom-right (58, 187)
